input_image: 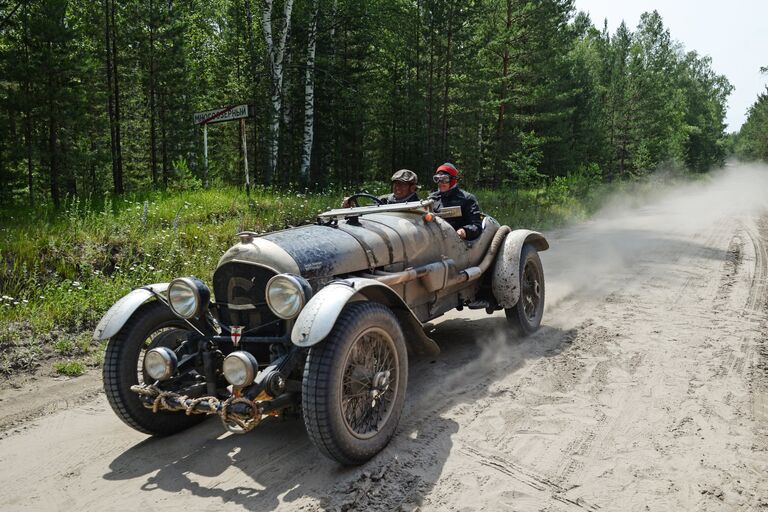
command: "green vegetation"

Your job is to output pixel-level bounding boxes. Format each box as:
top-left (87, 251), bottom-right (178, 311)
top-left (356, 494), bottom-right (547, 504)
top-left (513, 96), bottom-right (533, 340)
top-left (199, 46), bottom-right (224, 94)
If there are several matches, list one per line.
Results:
top-left (734, 67), bottom-right (768, 161)
top-left (0, 2), bottom-right (731, 205)
top-left (53, 360), bottom-right (86, 377)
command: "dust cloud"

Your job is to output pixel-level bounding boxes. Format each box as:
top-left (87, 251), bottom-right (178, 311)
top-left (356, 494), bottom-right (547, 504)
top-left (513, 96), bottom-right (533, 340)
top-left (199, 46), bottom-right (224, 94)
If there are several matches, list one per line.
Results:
top-left (541, 161), bottom-right (768, 314)
top-left (429, 161), bottom-right (768, 394)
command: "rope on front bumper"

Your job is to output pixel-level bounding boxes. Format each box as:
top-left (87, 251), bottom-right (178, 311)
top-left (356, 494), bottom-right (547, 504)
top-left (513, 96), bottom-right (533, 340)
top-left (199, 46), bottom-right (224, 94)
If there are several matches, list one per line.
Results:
top-left (130, 384), bottom-right (262, 433)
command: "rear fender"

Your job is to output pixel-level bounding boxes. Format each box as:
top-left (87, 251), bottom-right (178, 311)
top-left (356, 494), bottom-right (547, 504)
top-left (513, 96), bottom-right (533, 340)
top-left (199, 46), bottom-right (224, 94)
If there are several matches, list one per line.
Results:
top-left (491, 230), bottom-right (548, 308)
top-left (93, 283), bottom-right (170, 341)
top-left (291, 278), bottom-right (440, 355)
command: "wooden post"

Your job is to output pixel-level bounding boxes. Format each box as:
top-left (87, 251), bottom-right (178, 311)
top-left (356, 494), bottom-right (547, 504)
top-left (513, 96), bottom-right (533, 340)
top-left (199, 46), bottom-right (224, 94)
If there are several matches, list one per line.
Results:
top-left (203, 123), bottom-right (209, 188)
top-left (241, 118), bottom-right (251, 196)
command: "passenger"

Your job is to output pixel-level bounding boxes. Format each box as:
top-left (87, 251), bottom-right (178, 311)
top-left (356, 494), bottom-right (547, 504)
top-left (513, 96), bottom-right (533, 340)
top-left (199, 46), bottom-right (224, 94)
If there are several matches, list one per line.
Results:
top-left (429, 162), bottom-right (482, 241)
top-left (342, 169), bottom-right (420, 207)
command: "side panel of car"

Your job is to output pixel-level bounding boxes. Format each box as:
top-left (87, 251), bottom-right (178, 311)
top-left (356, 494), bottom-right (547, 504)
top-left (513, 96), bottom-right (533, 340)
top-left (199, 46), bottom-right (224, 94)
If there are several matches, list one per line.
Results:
top-left (365, 212), bottom-right (472, 270)
top-left (491, 230), bottom-right (549, 309)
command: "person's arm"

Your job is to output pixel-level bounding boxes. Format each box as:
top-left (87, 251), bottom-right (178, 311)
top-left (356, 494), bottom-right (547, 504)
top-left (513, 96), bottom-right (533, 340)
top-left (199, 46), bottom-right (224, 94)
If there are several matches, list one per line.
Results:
top-left (461, 194), bottom-right (482, 241)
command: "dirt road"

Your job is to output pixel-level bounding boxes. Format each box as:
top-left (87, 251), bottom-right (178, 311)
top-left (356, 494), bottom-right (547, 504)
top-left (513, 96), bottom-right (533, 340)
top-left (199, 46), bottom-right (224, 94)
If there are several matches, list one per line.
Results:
top-left (1, 165), bottom-right (767, 511)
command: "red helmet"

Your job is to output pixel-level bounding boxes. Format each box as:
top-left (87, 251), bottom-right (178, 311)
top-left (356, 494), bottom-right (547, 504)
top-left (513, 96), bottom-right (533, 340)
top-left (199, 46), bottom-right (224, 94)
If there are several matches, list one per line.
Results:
top-left (434, 162), bottom-right (459, 188)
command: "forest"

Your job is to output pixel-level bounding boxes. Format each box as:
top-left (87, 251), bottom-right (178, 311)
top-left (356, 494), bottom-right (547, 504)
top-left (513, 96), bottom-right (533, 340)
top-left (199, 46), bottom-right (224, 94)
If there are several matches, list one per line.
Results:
top-left (735, 67), bottom-right (768, 162)
top-left (0, 0), bottom-right (738, 209)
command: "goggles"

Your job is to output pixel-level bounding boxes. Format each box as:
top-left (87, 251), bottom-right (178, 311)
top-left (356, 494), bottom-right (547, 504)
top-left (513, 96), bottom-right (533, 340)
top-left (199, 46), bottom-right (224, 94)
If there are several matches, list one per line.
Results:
top-left (432, 174), bottom-right (453, 184)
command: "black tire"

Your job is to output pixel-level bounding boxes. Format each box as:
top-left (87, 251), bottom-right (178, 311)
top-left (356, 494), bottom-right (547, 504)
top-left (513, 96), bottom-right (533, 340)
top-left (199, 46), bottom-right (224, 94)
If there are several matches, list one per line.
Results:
top-left (505, 243), bottom-right (545, 336)
top-left (103, 300), bottom-right (206, 436)
top-left (302, 302), bottom-right (408, 465)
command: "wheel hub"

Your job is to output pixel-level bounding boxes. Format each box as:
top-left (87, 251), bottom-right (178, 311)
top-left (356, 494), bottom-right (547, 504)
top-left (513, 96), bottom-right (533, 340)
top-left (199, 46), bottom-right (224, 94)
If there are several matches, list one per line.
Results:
top-left (370, 370), bottom-right (391, 406)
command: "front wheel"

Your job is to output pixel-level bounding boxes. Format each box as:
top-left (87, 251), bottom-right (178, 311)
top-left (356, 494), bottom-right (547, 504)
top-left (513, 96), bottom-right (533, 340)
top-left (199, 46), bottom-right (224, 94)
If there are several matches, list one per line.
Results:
top-left (302, 302), bottom-right (408, 465)
top-left (505, 243), bottom-right (545, 336)
top-left (103, 301), bottom-right (206, 436)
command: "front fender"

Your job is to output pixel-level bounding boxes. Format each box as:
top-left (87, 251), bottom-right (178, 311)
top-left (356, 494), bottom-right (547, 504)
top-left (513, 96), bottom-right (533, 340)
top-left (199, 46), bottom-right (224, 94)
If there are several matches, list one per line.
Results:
top-left (92, 283), bottom-right (169, 341)
top-left (291, 278), bottom-right (440, 355)
top-left (492, 230), bottom-right (548, 309)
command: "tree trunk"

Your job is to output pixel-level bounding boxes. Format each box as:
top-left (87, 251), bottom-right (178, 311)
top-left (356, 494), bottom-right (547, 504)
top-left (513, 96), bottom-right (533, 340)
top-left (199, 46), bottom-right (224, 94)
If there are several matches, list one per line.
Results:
top-left (299, 0), bottom-right (319, 184)
top-left (244, 0), bottom-right (259, 182)
top-left (104, 0), bottom-right (120, 194)
top-left (426, 20), bottom-right (435, 169)
top-left (260, 0), bottom-right (295, 185)
top-left (23, 3), bottom-right (33, 206)
top-left (441, 1), bottom-right (454, 158)
top-left (496, 0), bottom-right (511, 164)
top-left (160, 91), bottom-right (169, 188)
top-left (148, 0), bottom-right (158, 186)
top-left (110, 0), bottom-right (124, 193)
top-left (104, 0), bottom-right (123, 194)
top-left (26, 115), bottom-right (33, 205)
top-left (48, 104), bottom-right (60, 209)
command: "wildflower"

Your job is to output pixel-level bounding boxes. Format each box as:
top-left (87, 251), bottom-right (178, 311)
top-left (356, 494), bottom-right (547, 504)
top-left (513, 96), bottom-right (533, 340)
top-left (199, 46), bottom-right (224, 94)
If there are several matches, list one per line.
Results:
top-left (72, 281), bottom-right (81, 287)
top-left (148, 266), bottom-right (155, 271)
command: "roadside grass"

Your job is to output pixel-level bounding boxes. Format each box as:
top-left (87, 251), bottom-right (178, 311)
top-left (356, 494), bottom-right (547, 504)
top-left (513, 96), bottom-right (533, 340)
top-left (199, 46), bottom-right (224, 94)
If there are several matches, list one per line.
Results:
top-left (53, 360), bottom-right (86, 377)
top-left (0, 169), bottom-right (691, 378)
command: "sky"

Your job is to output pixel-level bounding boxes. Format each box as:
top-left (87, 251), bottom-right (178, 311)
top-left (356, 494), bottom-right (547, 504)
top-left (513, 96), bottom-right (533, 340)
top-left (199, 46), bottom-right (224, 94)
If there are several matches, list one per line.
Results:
top-left (573, 0), bottom-right (768, 132)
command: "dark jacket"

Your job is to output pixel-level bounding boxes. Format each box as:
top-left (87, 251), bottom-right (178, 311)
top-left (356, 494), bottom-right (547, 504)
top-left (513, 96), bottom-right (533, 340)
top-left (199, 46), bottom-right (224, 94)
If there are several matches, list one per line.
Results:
top-left (428, 186), bottom-right (482, 241)
top-left (379, 191), bottom-right (420, 204)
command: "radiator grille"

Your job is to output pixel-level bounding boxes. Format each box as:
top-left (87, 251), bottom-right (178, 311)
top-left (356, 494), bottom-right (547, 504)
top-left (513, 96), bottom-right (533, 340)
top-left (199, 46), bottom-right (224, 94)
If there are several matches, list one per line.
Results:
top-left (212, 262), bottom-right (283, 336)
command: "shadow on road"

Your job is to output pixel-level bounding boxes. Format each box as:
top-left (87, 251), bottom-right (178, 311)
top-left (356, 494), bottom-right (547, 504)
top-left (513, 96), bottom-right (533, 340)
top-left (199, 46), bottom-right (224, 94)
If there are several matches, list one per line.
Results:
top-left (104, 316), bottom-right (577, 510)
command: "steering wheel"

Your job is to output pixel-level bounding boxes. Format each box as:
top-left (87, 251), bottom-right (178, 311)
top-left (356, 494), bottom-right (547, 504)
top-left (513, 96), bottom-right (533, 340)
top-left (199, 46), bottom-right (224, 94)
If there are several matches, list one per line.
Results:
top-left (346, 193), bottom-right (385, 208)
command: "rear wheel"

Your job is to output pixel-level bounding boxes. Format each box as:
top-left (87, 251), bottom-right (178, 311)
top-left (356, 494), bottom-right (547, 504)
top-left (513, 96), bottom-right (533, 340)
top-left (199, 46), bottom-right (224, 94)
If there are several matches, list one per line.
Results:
top-left (505, 243), bottom-right (545, 336)
top-left (103, 301), bottom-right (206, 436)
top-left (302, 302), bottom-right (408, 465)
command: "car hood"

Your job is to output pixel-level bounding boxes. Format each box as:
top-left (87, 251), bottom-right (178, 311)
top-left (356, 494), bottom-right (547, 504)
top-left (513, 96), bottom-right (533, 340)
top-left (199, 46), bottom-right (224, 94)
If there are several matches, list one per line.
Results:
top-left (216, 211), bottom-right (450, 282)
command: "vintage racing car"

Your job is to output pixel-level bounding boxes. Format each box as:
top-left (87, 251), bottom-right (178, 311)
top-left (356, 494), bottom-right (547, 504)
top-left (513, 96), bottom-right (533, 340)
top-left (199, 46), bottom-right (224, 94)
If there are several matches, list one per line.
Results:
top-left (94, 195), bottom-right (548, 465)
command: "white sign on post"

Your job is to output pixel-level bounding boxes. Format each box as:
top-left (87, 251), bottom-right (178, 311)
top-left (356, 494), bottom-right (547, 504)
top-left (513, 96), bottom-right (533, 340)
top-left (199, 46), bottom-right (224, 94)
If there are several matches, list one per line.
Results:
top-left (193, 104), bottom-right (250, 125)
top-left (194, 104), bottom-right (252, 193)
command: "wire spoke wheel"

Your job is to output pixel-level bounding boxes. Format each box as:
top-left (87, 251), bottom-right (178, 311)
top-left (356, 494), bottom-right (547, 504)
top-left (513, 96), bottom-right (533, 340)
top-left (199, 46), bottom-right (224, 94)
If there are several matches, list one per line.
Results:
top-left (302, 302), bottom-right (408, 465)
top-left (340, 328), bottom-right (398, 439)
top-left (505, 243), bottom-right (545, 336)
top-left (521, 260), bottom-right (542, 320)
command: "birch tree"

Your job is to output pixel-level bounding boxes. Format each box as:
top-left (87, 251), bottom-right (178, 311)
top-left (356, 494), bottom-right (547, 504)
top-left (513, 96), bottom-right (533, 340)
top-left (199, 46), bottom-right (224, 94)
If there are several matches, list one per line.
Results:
top-left (261, 0), bottom-right (294, 185)
top-left (299, 0), bottom-right (319, 183)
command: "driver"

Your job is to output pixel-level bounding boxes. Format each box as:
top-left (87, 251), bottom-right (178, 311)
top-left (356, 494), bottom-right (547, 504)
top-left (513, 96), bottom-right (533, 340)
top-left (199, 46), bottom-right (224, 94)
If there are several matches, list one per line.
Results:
top-left (381, 169), bottom-right (420, 204)
top-left (342, 169), bottom-right (420, 207)
top-left (429, 162), bottom-right (482, 241)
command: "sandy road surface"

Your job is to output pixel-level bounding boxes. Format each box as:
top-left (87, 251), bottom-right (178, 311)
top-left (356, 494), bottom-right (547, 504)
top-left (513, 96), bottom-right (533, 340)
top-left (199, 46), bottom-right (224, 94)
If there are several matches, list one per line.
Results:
top-left (1, 165), bottom-right (768, 511)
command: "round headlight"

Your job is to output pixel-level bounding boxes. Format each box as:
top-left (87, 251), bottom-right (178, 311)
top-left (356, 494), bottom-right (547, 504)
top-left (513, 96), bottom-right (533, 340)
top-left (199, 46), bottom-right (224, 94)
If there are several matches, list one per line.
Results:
top-left (168, 277), bottom-right (210, 319)
top-left (222, 351), bottom-right (259, 387)
top-left (266, 274), bottom-right (310, 320)
top-left (144, 347), bottom-right (178, 381)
